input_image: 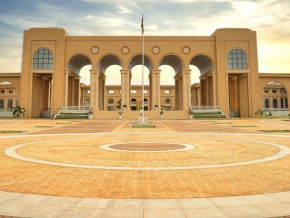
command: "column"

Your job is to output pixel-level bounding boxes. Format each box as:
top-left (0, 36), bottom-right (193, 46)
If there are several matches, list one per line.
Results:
top-left (149, 69), bottom-right (161, 110)
top-left (181, 69), bottom-right (191, 110)
top-left (90, 69), bottom-right (100, 111)
top-left (174, 77), bottom-right (179, 110)
top-left (121, 69), bottom-right (131, 110)
top-left (197, 86), bottom-right (201, 106)
top-left (71, 78), bottom-right (75, 106)
top-left (212, 70), bottom-right (217, 106)
top-left (64, 70), bottom-right (70, 106)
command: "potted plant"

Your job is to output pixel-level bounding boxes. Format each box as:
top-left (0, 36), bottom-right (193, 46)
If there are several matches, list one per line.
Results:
top-left (189, 109), bottom-right (194, 119)
top-left (12, 105), bottom-right (26, 118)
top-left (118, 110), bottom-right (123, 119)
top-left (160, 109), bottom-right (164, 119)
top-left (88, 109), bottom-right (93, 119)
top-left (155, 104), bottom-right (158, 111)
top-left (123, 104), bottom-right (127, 110)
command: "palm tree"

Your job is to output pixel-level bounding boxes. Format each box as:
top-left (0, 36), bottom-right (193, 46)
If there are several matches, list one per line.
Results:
top-left (12, 105), bottom-right (26, 118)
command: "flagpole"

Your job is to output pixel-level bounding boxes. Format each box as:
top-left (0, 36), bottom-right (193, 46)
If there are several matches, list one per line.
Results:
top-left (141, 15), bottom-right (145, 123)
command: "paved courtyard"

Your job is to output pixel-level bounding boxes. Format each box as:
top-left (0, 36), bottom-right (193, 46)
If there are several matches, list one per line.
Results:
top-left (0, 118), bottom-right (289, 217)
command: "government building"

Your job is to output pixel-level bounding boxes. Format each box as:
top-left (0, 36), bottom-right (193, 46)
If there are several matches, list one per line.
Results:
top-left (0, 28), bottom-right (289, 119)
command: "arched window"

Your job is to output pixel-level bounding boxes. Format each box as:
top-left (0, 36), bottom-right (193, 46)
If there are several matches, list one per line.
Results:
top-left (144, 98), bottom-right (148, 104)
top-left (131, 98), bottom-right (137, 104)
top-left (7, 98), bottom-right (13, 108)
top-left (265, 98), bottom-right (269, 108)
top-left (273, 98), bottom-right (278, 108)
top-left (85, 98), bottom-right (90, 105)
top-left (165, 98), bottom-right (171, 104)
top-left (0, 99), bottom-right (4, 109)
top-left (227, 48), bottom-right (247, 69)
top-left (108, 98), bottom-right (114, 104)
top-left (33, 48), bottom-right (53, 69)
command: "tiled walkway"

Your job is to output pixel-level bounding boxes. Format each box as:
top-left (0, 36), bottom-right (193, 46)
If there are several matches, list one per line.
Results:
top-left (0, 118), bottom-right (289, 217)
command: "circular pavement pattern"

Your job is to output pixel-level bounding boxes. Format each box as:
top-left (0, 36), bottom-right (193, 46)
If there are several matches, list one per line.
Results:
top-left (0, 120), bottom-right (289, 199)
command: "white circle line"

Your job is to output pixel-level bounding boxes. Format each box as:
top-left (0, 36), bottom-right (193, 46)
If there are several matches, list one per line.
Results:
top-left (4, 137), bottom-right (290, 171)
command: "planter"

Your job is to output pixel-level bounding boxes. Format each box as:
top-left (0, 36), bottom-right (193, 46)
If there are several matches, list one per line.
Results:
top-left (155, 107), bottom-right (158, 111)
top-left (189, 115), bottom-right (193, 119)
top-left (161, 115), bottom-right (163, 119)
top-left (119, 115), bottom-right (122, 120)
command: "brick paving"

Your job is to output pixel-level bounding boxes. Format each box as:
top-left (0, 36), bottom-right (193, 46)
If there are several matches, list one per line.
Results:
top-left (0, 118), bottom-right (289, 199)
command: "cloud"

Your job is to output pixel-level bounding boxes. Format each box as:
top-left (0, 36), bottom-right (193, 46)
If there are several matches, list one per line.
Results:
top-left (0, 0), bottom-right (289, 74)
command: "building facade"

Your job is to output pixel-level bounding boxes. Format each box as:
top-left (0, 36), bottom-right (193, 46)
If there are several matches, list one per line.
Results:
top-left (0, 27), bottom-right (289, 118)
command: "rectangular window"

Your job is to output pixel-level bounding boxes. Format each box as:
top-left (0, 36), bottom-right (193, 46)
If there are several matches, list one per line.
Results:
top-left (272, 90), bottom-right (277, 93)
top-left (0, 90), bottom-right (4, 93)
top-left (281, 98), bottom-right (284, 108)
top-left (131, 90), bottom-right (137, 93)
top-left (86, 90), bottom-right (91, 94)
top-left (8, 90), bottom-right (13, 94)
top-left (108, 90), bottom-right (115, 94)
top-left (164, 90), bottom-right (170, 94)
top-left (143, 90), bottom-right (148, 93)
top-left (285, 98), bottom-right (288, 108)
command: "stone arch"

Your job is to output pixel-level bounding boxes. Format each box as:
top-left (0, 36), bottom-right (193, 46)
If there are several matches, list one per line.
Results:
top-left (159, 54), bottom-right (184, 74)
top-left (262, 80), bottom-right (288, 110)
top-left (128, 54), bottom-right (154, 70)
top-left (67, 53), bottom-right (92, 75)
top-left (227, 48), bottom-right (248, 70)
top-left (190, 54), bottom-right (214, 76)
top-left (98, 54), bottom-right (123, 73)
top-left (261, 80), bottom-right (289, 94)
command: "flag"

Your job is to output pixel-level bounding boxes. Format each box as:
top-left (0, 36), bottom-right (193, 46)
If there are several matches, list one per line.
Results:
top-left (141, 16), bottom-right (144, 34)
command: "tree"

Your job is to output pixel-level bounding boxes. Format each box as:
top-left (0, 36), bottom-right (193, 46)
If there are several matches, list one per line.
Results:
top-left (12, 105), bottom-right (26, 118)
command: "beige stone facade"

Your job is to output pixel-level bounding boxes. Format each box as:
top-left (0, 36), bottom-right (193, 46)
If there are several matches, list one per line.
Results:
top-left (0, 27), bottom-right (289, 118)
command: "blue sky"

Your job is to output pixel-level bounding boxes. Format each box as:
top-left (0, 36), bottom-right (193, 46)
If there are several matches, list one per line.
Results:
top-left (0, 0), bottom-right (290, 82)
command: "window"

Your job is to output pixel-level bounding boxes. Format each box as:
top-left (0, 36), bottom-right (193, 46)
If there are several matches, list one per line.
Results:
top-left (164, 90), bottom-right (170, 94)
top-left (7, 99), bottom-right (13, 108)
top-left (265, 98), bottom-right (269, 108)
top-left (273, 98), bottom-right (278, 108)
top-left (108, 90), bottom-right (115, 94)
top-left (286, 98), bottom-right (288, 108)
top-left (86, 90), bottom-right (90, 94)
top-left (264, 90), bottom-right (269, 93)
top-left (108, 98), bottom-right (114, 104)
top-left (227, 48), bottom-right (248, 69)
top-left (131, 90), bottom-right (137, 93)
top-left (0, 90), bottom-right (4, 94)
top-left (272, 90), bottom-right (277, 94)
top-left (33, 48), bottom-right (53, 69)
top-left (0, 99), bottom-right (4, 108)
top-left (280, 89), bottom-right (286, 94)
top-left (144, 98), bottom-right (148, 104)
top-left (85, 98), bottom-right (90, 105)
top-left (131, 98), bottom-right (137, 104)
top-left (281, 98), bottom-right (284, 108)
top-left (165, 98), bottom-right (171, 104)
top-left (9, 90), bottom-right (13, 94)
top-left (143, 90), bottom-right (148, 93)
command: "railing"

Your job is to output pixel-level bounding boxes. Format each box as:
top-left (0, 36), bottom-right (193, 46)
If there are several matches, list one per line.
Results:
top-left (191, 106), bottom-right (221, 111)
top-left (0, 108), bottom-right (12, 112)
top-left (264, 108), bottom-right (289, 112)
top-left (60, 106), bottom-right (92, 111)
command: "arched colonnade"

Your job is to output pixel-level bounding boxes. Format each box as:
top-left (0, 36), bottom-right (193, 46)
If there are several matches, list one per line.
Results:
top-left (64, 52), bottom-right (215, 111)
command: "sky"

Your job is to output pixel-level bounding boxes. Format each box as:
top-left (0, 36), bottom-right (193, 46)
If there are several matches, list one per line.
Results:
top-left (0, 0), bottom-right (289, 85)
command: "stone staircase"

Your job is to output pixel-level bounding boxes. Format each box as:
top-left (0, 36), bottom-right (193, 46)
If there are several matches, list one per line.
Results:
top-left (191, 106), bottom-right (227, 119)
top-left (53, 106), bottom-right (92, 119)
top-left (94, 110), bottom-right (189, 120)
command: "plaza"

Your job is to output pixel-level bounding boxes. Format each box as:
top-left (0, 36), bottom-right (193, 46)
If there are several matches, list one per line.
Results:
top-left (0, 118), bottom-right (289, 217)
